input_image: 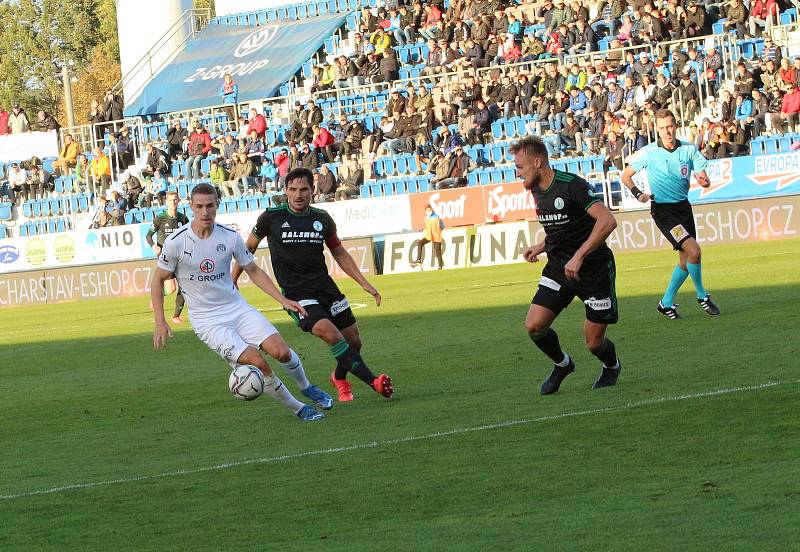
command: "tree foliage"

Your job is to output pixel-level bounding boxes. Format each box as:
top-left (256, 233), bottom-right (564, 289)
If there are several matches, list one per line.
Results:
top-left (0, 0), bottom-right (120, 123)
top-left (194, 0), bottom-right (216, 17)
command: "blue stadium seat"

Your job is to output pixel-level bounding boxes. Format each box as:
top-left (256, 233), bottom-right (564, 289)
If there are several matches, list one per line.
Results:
top-left (50, 198), bottom-right (62, 216)
top-left (41, 200), bottom-right (52, 217)
top-left (0, 224), bottom-right (7, 239)
top-left (78, 195), bottom-right (89, 212)
top-left (764, 138), bottom-right (779, 154)
top-left (23, 201), bottom-right (33, 218)
top-left (235, 199), bottom-right (247, 212)
top-left (56, 219), bottom-right (67, 233)
top-left (360, 184), bottom-right (371, 197)
top-left (503, 120), bottom-right (517, 139)
top-left (247, 197), bottom-right (260, 211)
top-left (478, 168), bottom-right (491, 185)
top-left (0, 202), bottom-right (12, 221)
top-left (407, 180), bottom-right (419, 194)
top-left (382, 182), bottom-right (395, 196)
top-left (491, 121), bottom-right (505, 141)
top-left (467, 173), bottom-right (480, 187)
top-left (368, 183), bottom-right (383, 197)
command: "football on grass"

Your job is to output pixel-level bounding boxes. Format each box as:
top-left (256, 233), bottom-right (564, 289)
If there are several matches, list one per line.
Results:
top-left (228, 365), bottom-right (264, 401)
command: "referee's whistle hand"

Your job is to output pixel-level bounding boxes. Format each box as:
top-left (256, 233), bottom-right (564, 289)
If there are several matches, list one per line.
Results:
top-left (638, 193), bottom-right (651, 203)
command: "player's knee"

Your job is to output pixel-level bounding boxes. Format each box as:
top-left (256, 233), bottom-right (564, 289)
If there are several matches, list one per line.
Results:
top-left (525, 319), bottom-right (550, 337)
top-left (272, 345), bottom-right (291, 363)
top-left (585, 335), bottom-right (605, 352)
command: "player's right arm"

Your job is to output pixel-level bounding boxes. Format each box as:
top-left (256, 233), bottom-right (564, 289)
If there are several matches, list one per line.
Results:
top-left (151, 267), bottom-right (175, 350)
top-left (146, 217), bottom-right (161, 254)
top-left (524, 241), bottom-right (546, 262)
top-left (620, 166), bottom-right (651, 203)
top-left (231, 233), bottom-right (263, 287)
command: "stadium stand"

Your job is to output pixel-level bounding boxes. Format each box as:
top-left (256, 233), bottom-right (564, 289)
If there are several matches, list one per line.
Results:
top-left (2, 0), bottom-right (800, 239)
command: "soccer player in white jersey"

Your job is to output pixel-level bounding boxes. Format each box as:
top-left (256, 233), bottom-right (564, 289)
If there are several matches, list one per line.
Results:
top-left (151, 183), bottom-right (332, 421)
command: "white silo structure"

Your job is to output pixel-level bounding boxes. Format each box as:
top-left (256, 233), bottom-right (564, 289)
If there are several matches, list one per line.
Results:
top-left (117, 0), bottom-right (194, 106)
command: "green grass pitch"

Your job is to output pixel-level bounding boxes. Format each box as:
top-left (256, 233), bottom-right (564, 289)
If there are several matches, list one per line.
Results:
top-left (1, 238), bottom-right (798, 551)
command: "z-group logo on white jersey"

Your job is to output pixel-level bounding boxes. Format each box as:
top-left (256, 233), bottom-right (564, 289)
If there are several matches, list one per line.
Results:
top-left (234, 26), bottom-right (279, 58)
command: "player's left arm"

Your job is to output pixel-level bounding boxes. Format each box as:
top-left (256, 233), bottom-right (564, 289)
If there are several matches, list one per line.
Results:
top-left (331, 245), bottom-right (381, 306)
top-left (564, 202), bottom-right (618, 281)
top-left (231, 233), bottom-right (263, 287)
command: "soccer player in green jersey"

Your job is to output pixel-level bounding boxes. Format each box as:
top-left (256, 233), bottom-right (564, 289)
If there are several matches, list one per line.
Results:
top-left (231, 168), bottom-right (393, 403)
top-left (146, 191), bottom-right (189, 323)
top-left (621, 109), bottom-right (720, 319)
top-left (512, 136), bottom-right (622, 395)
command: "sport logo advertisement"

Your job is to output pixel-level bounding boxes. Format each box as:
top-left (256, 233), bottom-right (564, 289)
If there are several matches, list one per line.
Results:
top-left (200, 259), bottom-right (216, 273)
top-left (0, 245), bottom-right (19, 264)
top-left (234, 26), bottom-right (279, 58)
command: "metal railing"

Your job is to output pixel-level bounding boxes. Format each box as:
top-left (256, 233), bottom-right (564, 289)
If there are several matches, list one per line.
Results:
top-left (113, 8), bottom-right (212, 105)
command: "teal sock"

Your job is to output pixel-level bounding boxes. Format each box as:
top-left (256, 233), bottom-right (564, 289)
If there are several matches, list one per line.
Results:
top-left (661, 266), bottom-right (689, 307)
top-left (687, 262), bottom-right (707, 299)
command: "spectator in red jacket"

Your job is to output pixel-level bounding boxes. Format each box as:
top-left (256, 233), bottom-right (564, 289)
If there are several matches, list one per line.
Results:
top-left (776, 84), bottom-right (800, 133)
top-left (0, 107), bottom-right (9, 135)
top-left (749, 0), bottom-right (778, 37)
top-left (275, 147), bottom-right (290, 190)
top-left (186, 122), bottom-right (212, 179)
top-left (311, 124), bottom-right (336, 163)
top-left (248, 107), bottom-right (267, 140)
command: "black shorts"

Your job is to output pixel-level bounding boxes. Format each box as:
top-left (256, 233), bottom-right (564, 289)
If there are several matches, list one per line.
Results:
top-left (284, 289), bottom-right (357, 333)
top-left (651, 200), bottom-right (696, 250)
top-left (532, 258), bottom-right (618, 324)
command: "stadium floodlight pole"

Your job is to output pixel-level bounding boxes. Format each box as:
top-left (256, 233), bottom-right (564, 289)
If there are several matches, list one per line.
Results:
top-left (62, 62), bottom-right (76, 129)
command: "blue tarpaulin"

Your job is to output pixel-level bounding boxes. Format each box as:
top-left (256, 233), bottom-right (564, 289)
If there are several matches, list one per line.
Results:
top-left (124, 13), bottom-right (348, 116)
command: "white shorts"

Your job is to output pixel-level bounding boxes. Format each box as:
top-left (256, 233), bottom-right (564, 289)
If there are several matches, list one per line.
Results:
top-left (194, 307), bottom-right (278, 368)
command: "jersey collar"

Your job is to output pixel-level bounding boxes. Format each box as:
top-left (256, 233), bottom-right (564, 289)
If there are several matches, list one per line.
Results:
top-left (657, 138), bottom-right (682, 152)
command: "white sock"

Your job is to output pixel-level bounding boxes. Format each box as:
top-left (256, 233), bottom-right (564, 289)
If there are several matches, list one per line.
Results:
top-left (279, 349), bottom-right (310, 390)
top-left (263, 374), bottom-right (305, 414)
top-left (555, 352), bottom-right (571, 368)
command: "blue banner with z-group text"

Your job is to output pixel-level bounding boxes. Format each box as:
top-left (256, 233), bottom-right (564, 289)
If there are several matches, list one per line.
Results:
top-left (124, 13), bottom-right (348, 116)
top-left (690, 151), bottom-right (800, 203)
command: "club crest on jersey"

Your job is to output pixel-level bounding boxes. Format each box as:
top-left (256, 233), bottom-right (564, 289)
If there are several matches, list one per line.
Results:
top-left (554, 197), bottom-right (565, 210)
top-left (216, 244), bottom-right (226, 252)
top-left (313, 221), bottom-right (323, 231)
top-left (200, 259), bottom-right (216, 273)
top-left (680, 164), bottom-right (690, 178)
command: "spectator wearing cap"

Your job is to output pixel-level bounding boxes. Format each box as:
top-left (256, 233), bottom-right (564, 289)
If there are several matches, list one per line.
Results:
top-left (632, 52), bottom-right (655, 80)
top-left (8, 104), bottom-right (29, 134)
top-left (386, 89), bottom-right (406, 115)
top-left (300, 143), bottom-right (319, 171)
top-left (775, 83), bottom-right (800, 133)
top-left (685, 2), bottom-right (709, 37)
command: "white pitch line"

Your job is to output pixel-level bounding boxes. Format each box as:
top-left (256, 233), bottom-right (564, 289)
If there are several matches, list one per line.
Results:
top-left (0, 380), bottom-right (794, 502)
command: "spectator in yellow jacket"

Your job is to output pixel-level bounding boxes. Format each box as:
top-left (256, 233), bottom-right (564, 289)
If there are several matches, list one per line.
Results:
top-left (412, 204), bottom-right (445, 269)
top-left (89, 146), bottom-right (112, 195)
top-left (52, 134), bottom-right (80, 176)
